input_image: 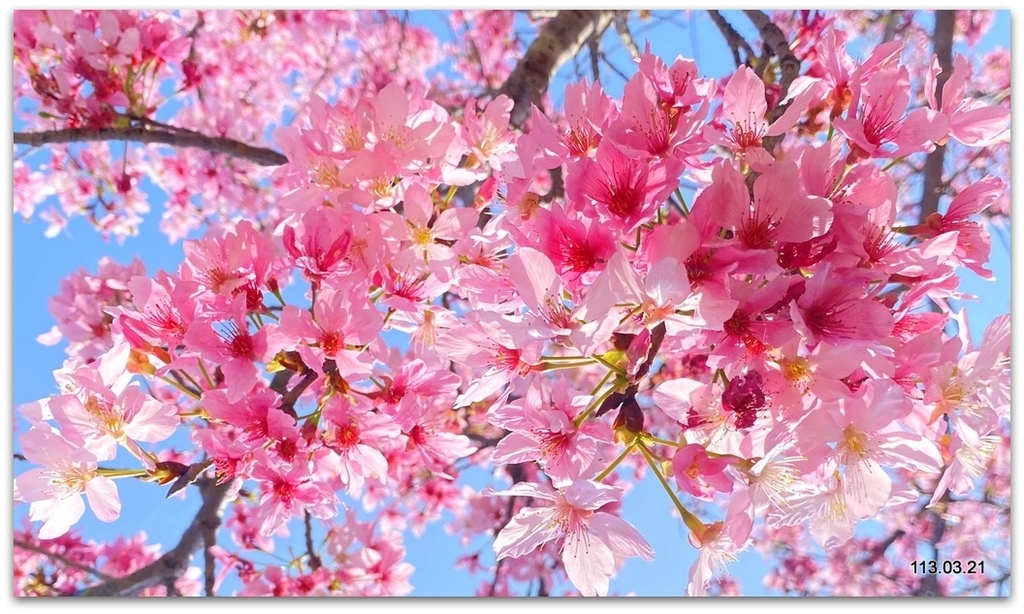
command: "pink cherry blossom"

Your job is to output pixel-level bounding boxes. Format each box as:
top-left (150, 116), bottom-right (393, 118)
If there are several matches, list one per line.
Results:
top-left (251, 450), bottom-right (337, 537)
top-left (834, 65), bottom-right (949, 159)
top-left (492, 480), bottom-right (653, 596)
top-left (14, 428), bottom-right (121, 539)
top-left (926, 53), bottom-right (1009, 147)
top-left (672, 444), bottom-right (734, 498)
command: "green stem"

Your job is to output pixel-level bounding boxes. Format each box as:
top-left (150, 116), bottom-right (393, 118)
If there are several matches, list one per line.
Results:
top-left (826, 123), bottom-right (834, 142)
top-left (158, 375), bottom-right (201, 400)
top-left (593, 353), bottom-right (626, 377)
top-left (197, 359), bottom-right (215, 390)
top-left (589, 370), bottom-right (613, 396)
top-left (594, 443), bottom-right (635, 482)
top-left (881, 156), bottom-right (905, 172)
top-left (176, 369), bottom-right (203, 394)
top-left (674, 188), bottom-right (690, 217)
top-left (95, 468), bottom-right (148, 479)
top-left (713, 368), bottom-right (730, 388)
top-left (828, 163), bottom-right (853, 197)
top-left (645, 435), bottom-right (681, 448)
top-left (574, 384), bottom-right (618, 428)
top-left (271, 285), bottom-right (288, 307)
top-left (539, 361), bottom-right (598, 372)
top-left (381, 307), bottom-right (396, 329)
top-left (637, 440), bottom-right (704, 536)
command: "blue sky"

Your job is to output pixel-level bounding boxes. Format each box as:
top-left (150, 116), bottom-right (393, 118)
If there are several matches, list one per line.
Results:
top-left (6, 9), bottom-right (1014, 600)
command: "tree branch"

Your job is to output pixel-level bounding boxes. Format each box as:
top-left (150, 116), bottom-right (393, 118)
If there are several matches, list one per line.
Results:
top-left (80, 477), bottom-right (234, 596)
top-left (303, 510), bottom-right (323, 571)
top-left (14, 539), bottom-right (116, 582)
top-left (499, 10), bottom-right (615, 128)
top-left (917, 10), bottom-right (956, 222)
top-left (881, 10), bottom-right (904, 44)
top-left (707, 10), bottom-right (755, 68)
top-left (613, 11), bottom-right (641, 61)
top-left (14, 127), bottom-right (289, 167)
top-left (587, 30), bottom-right (602, 83)
top-left (743, 10), bottom-right (801, 120)
top-left (743, 10), bottom-right (802, 156)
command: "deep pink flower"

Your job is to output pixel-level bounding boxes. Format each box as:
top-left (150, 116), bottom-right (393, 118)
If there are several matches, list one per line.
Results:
top-left (317, 399), bottom-right (402, 495)
top-left (529, 203), bottom-right (615, 288)
top-left (275, 285), bottom-right (381, 377)
top-left (282, 207), bottom-right (354, 290)
top-left (183, 295), bottom-right (272, 403)
top-left (251, 452), bottom-right (337, 536)
top-left (569, 139), bottom-right (682, 233)
top-left (791, 265), bottom-right (894, 346)
top-left (203, 388), bottom-right (297, 445)
top-left (834, 65), bottom-right (948, 159)
top-left (717, 159), bottom-right (833, 257)
top-left (182, 220), bottom-right (275, 307)
top-left (112, 271), bottom-right (199, 351)
top-left (916, 176), bottom-right (1002, 279)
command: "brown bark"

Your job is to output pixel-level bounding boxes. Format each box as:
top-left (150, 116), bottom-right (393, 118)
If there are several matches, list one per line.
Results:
top-left (917, 10), bottom-right (956, 222)
top-left (743, 10), bottom-right (801, 121)
top-left (80, 478), bottom-right (233, 596)
top-left (498, 10), bottom-right (615, 128)
top-left (15, 126), bottom-right (288, 166)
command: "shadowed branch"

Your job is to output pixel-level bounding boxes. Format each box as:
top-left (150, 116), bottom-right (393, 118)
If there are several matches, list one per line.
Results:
top-left (15, 126), bottom-right (289, 167)
top-left (80, 477), bottom-right (234, 597)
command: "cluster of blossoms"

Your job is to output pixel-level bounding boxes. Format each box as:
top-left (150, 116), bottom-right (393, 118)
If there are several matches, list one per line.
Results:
top-left (14, 10), bottom-right (519, 240)
top-left (14, 10), bottom-right (1009, 597)
top-left (14, 525), bottom-right (203, 596)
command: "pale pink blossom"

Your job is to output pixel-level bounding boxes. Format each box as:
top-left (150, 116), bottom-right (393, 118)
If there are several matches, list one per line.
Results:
top-left (492, 480), bottom-right (653, 596)
top-left (14, 428), bottom-right (120, 539)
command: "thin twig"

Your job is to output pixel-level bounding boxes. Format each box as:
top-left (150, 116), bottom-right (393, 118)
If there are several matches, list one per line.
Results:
top-left (613, 11), bottom-right (641, 61)
top-left (14, 540), bottom-right (116, 582)
top-left (917, 10), bottom-right (956, 222)
top-left (587, 30), bottom-right (602, 83)
top-left (278, 369), bottom-right (319, 417)
top-left (707, 11), bottom-right (755, 67)
top-left (303, 511), bottom-right (323, 571)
